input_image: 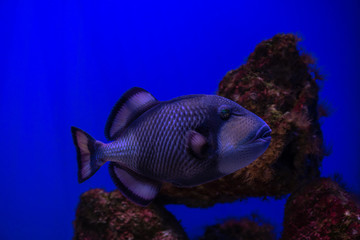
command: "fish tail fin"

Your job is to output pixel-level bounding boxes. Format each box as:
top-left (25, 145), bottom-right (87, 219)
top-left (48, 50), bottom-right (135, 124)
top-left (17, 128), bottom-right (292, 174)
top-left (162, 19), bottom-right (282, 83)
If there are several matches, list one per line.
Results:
top-left (71, 126), bottom-right (105, 183)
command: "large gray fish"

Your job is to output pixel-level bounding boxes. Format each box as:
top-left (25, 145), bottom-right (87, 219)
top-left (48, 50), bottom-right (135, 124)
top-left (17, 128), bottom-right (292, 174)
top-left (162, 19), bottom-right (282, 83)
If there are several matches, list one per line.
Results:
top-left (71, 87), bottom-right (271, 206)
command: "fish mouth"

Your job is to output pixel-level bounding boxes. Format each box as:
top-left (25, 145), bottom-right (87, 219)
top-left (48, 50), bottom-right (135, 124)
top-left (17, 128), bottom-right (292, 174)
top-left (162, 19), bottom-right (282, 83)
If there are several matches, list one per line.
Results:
top-left (253, 124), bottom-right (272, 143)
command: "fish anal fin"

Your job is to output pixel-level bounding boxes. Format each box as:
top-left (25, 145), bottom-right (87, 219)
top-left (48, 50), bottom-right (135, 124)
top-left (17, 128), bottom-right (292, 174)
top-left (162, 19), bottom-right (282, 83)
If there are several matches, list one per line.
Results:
top-left (186, 130), bottom-right (209, 159)
top-left (105, 87), bottom-right (158, 140)
top-left (109, 163), bottom-right (161, 206)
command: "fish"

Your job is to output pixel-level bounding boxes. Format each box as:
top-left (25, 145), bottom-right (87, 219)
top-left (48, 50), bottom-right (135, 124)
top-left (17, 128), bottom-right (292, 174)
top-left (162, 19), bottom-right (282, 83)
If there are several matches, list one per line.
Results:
top-left (71, 87), bottom-right (271, 206)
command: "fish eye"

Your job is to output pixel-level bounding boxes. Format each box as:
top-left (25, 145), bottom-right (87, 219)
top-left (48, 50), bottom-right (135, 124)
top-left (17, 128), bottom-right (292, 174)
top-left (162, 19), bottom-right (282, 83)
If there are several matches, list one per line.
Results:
top-left (219, 105), bottom-right (231, 120)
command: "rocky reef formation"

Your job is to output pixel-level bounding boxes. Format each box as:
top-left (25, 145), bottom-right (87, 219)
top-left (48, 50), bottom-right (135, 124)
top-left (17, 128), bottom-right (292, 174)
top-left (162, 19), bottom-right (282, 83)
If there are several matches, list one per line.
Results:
top-left (200, 217), bottom-right (275, 240)
top-left (74, 179), bottom-right (360, 239)
top-left (74, 34), bottom-right (347, 239)
top-left (282, 178), bottom-right (360, 240)
top-left (159, 33), bottom-right (326, 207)
top-left (73, 189), bottom-right (188, 240)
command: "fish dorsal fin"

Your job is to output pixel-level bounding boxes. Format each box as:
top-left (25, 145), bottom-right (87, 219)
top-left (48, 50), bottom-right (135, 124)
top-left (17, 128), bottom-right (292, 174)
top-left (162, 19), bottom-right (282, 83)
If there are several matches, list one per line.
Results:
top-left (105, 87), bottom-right (158, 140)
top-left (109, 163), bottom-right (162, 206)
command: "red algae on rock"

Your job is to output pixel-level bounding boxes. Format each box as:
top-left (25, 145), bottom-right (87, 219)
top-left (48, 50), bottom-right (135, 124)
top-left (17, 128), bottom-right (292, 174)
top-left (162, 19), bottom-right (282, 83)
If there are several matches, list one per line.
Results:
top-left (73, 189), bottom-right (188, 240)
top-left (159, 33), bottom-right (326, 207)
top-left (200, 217), bottom-right (276, 240)
top-left (281, 178), bottom-right (360, 240)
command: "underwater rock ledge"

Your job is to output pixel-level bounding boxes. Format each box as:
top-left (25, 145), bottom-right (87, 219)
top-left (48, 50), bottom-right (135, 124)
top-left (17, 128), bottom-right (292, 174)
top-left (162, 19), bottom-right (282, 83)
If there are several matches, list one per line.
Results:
top-left (73, 189), bottom-right (188, 240)
top-left (159, 33), bottom-right (326, 207)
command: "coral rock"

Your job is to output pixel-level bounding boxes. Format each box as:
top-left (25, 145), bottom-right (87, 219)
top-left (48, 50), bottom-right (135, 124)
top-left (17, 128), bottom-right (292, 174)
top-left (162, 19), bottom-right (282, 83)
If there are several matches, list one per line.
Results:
top-left (281, 178), bottom-right (360, 240)
top-left (200, 218), bottom-right (275, 240)
top-left (73, 189), bottom-right (188, 240)
top-left (159, 33), bottom-right (326, 207)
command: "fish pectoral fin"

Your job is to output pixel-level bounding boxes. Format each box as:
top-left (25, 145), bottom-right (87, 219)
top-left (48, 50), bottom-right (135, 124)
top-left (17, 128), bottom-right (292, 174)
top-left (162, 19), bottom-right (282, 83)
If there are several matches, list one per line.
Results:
top-left (108, 163), bottom-right (161, 206)
top-left (186, 130), bottom-right (209, 159)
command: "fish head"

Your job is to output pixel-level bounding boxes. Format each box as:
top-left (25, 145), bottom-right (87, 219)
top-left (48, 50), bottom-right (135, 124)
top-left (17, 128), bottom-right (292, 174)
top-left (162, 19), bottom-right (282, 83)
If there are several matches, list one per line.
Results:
top-left (212, 96), bottom-right (271, 175)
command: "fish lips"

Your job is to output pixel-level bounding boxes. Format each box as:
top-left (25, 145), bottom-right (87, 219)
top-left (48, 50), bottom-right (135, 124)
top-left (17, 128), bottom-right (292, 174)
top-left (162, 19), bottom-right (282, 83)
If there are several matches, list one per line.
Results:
top-left (231, 111), bottom-right (272, 144)
top-left (231, 124), bottom-right (272, 161)
top-left (218, 128), bottom-right (271, 175)
top-left (249, 124), bottom-right (272, 144)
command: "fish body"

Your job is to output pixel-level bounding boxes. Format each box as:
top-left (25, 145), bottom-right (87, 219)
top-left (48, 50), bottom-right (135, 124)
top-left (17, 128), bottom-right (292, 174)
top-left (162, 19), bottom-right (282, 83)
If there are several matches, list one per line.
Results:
top-left (71, 87), bottom-right (271, 206)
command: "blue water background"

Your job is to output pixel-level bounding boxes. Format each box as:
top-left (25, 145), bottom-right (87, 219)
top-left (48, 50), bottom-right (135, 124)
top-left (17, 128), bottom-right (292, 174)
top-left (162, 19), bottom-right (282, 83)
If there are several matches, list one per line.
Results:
top-left (0, 1), bottom-right (359, 239)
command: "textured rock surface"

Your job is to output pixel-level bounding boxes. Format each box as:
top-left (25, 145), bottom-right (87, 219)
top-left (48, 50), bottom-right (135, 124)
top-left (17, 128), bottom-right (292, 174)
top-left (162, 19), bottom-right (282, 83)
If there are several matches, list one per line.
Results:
top-left (281, 178), bottom-right (360, 240)
top-left (200, 218), bottom-right (275, 240)
top-left (159, 33), bottom-right (326, 207)
top-left (73, 189), bottom-right (188, 240)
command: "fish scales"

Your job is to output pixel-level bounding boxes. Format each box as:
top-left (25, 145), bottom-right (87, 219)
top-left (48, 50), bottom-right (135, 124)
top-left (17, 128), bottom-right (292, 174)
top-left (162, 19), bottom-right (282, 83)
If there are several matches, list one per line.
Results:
top-left (117, 99), bottom-right (209, 181)
top-left (158, 108), bottom-right (172, 176)
top-left (156, 109), bottom-right (170, 175)
top-left (159, 107), bottom-right (171, 170)
top-left (162, 105), bottom-right (182, 177)
top-left (165, 107), bottom-right (180, 177)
